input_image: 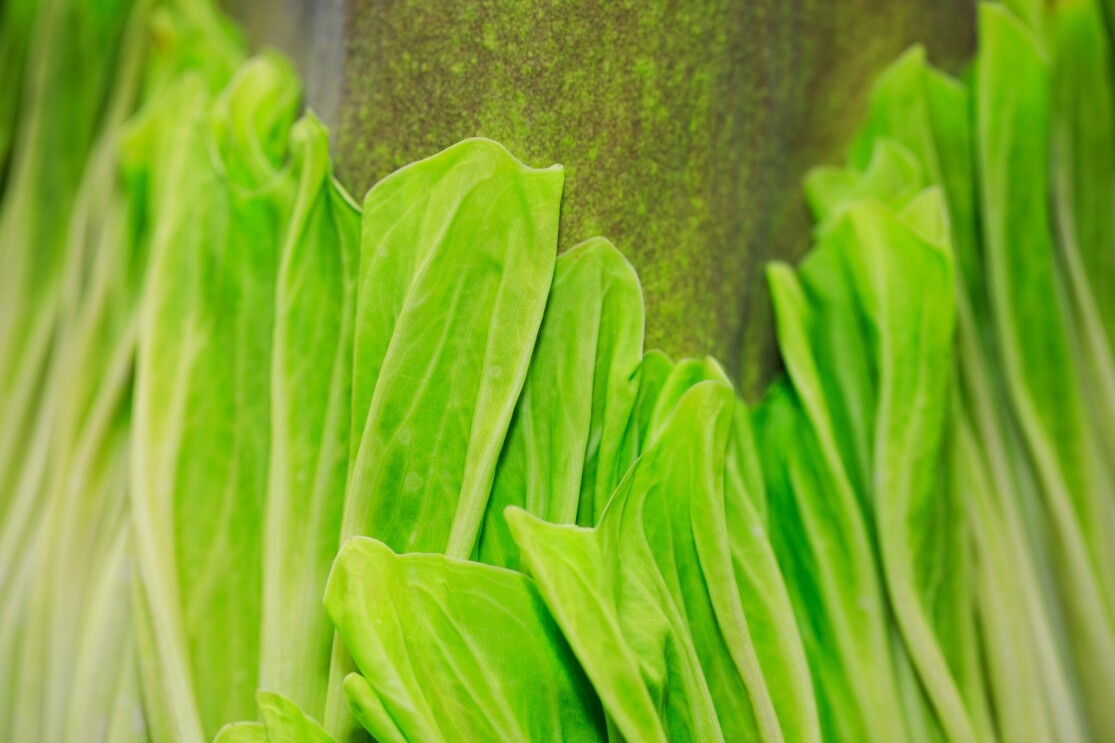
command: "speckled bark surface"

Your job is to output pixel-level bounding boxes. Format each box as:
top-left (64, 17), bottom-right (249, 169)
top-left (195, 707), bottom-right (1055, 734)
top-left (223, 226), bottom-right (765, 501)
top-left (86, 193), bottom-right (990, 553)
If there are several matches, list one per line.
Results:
top-left (228, 0), bottom-right (975, 396)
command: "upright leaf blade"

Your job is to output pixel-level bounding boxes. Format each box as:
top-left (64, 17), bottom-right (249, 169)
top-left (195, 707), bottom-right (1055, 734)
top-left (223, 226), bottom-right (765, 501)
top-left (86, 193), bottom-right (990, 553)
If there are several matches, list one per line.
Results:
top-left (325, 138), bottom-right (563, 741)
top-left (342, 137), bottom-right (563, 557)
top-left (977, 6), bottom-right (1115, 735)
top-left (479, 236), bottom-right (643, 570)
top-left (510, 382), bottom-right (817, 743)
top-left (130, 54), bottom-right (301, 741)
top-left (761, 260), bottom-right (906, 743)
top-left (259, 112), bottom-right (361, 721)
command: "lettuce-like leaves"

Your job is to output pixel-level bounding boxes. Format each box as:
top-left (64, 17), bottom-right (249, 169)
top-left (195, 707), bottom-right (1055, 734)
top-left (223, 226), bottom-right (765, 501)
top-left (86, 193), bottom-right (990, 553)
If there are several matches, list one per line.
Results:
top-left (509, 381), bottom-right (818, 743)
top-left (259, 113), bottom-right (360, 721)
top-left (978, 7), bottom-right (1115, 736)
top-left (479, 236), bottom-right (643, 570)
top-left (325, 137), bottom-right (563, 740)
top-left (339, 137), bottom-right (562, 557)
top-left (130, 53), bottom-right (301, 741)
top-left (324, 537), bottom-right (605, 742)
top-left (759, 266), bottom-right (906, 742)
top-left (840, 36), bottom-right (1087, 742)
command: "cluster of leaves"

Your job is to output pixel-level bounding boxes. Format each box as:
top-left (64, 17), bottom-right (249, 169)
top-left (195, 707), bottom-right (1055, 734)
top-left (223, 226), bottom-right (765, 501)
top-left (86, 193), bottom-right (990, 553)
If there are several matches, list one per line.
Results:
top-left (2, 0), bottom-right (1115, 742)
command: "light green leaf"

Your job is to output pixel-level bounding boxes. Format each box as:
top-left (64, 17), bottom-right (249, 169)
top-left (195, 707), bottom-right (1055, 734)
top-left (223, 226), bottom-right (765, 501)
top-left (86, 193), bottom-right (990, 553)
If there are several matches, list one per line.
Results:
top-left (510, 381), bottom-right (816, 743)
top-left (0, 1), bottom-right (162, 739)
top-left (0, 0), bottom-right (143, 617)
top-left (259, 112), bottom-right (361, 721)
top-left (645, 356), bottom-right (730, 445)
top-left (952, 404), bottom-right (1072, 743)
top-left (340, 136), bottom-right (563, 557)
top-left (213, 692), bottom-right (337, 743)
top-left (341, 674), bottom-right (404, 743)
top-left (479, 236), bottom-right (643, 570)
top-left (324, 537), bottom-right (605, 743)
top-left (614, 349), bottom-right (675, 474)
top-left (806, 138), bottom-right (926, 235)
top-left (762, 260), bottom-right (905, 743)
top-left (213, 722), bottom-right (268, 743)
top-left (325, 137), bottom-right (563, 741)
top-left (845, 198), bottom-right (979, 743)
top-left (0, 0), bottom-right (135, 442)
top-left (55, 448), bottom-right (140, 743)
top-left (257, 691), bottom-right (337, 743)
top-left (130, 54), bottom-right (301, 741)
top-left (977, 6), bottom-right (1115, 736)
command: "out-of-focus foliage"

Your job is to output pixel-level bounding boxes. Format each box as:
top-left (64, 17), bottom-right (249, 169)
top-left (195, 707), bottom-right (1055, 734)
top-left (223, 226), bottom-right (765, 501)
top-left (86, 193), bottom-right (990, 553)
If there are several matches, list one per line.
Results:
top-left (2, 1), bottom-right (1115, 742)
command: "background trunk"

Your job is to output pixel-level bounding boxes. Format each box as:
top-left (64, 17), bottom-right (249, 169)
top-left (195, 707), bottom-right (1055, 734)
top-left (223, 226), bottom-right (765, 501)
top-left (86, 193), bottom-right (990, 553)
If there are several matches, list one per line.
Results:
top-left (226, 0), bottom-right (974, 397)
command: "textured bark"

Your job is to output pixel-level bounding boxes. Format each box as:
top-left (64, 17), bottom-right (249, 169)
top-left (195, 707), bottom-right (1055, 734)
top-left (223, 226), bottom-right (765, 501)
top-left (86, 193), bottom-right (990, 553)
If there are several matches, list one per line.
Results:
top-left (227, 0), bottom-right (975, 396)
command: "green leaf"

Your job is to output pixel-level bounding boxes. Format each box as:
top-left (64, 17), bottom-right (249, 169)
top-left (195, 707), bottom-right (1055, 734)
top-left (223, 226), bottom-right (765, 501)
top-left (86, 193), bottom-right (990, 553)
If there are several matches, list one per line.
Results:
top-left (323, 536), bottom-right (605, 743)
top-left (977, 6), bottom-right (1115, 736)
top-left (847, 198), bottom-right (979, 743)
top-left (840, 30), bottom-right (1084, 741)
top-left (726, 399), bottom-right (768, 523)
top-left (770, 191), bottom-right (992, 741)
top-left (721, 398), bottom-right (819, 743)
top-left (1050, 0), bottom-right (1115, 540)
top-left (1000, 0), bottom-right (1049, 38)
top-left (130, 54), bottom-right (301, 741)
top-left (340, 136), bottom-right (563, 557)
top-left (257, 691), bottom-right (337, 743)
top-left (259, 113), bottom-right (361, 721)
top-left (325, 137), bottom-right (563, 740)
top-left (790, 233), bottom-right (879, 506)
top-left (645, 356), bottom-right (731, 445)
top-left (0, 0), bottom-right (36, 194)
top-left (509, 381), bottom-right (817, 743)
top-left (921, 69), bottom-right (980, 312)
top-left (213, 722), bottom-right (268, 743)
top-left (762, 259), bottom-right (905, 743)
top-left (845, 46), bottom-right (982, 303)
top-left (807, 138), bottom-right (926, 234)
top-left (479, 236), bottom-right (643, 570)
top-left (848, 47), bottom-right (940, 177)
top-left (614, 349), bottom-right (675, 472)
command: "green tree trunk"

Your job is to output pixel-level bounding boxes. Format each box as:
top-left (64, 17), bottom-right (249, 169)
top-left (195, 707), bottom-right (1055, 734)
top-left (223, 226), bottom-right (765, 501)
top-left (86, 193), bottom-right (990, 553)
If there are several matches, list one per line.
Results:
top-left (227, 0), bottom-right (974, 396)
